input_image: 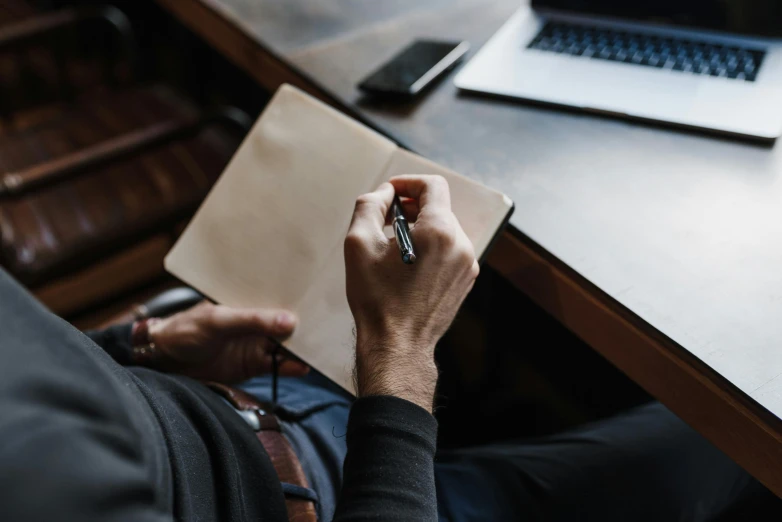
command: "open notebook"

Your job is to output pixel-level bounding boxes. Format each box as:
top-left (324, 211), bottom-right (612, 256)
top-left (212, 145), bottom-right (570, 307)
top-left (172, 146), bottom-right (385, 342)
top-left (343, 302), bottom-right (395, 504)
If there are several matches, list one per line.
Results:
top-left (165, 84), bottom-right (513, 393)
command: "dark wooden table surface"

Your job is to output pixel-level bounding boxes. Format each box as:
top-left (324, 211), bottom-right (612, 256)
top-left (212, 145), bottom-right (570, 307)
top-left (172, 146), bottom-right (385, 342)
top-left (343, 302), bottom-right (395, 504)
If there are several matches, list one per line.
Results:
top-left (157, 0), bottom-right (782, 495)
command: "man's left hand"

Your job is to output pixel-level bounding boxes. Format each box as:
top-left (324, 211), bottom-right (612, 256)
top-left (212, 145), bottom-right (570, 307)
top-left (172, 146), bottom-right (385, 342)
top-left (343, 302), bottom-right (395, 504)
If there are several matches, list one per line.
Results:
top-left (140, 302), bottom-right (308, 383)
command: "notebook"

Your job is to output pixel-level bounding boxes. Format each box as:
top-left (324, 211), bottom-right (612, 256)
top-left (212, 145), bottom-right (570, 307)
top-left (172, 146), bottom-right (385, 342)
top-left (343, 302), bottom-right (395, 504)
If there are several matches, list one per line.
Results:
top-left (164, 84), bottom-right (514, 393)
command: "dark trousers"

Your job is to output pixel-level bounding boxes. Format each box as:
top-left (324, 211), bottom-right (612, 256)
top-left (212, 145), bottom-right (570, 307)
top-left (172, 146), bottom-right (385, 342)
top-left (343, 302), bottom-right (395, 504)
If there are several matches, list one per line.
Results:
top-left (241, 373), bottom-right (774, 522)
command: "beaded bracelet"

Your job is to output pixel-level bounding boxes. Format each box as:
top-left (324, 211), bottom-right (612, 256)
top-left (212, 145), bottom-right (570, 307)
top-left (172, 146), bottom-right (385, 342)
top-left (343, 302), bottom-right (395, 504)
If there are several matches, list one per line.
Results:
top-left (130, 318), bottom-right (163, 367)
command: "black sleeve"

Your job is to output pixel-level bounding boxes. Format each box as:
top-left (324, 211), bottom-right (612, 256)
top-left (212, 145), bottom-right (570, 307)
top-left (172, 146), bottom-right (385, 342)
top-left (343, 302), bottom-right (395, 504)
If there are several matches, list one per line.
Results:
top-left (85, 323), bottom-right (134, 365)
top-left (0, 269), bottom-right (170, 521)
top-left (333, 396), bottom-right (439, 521)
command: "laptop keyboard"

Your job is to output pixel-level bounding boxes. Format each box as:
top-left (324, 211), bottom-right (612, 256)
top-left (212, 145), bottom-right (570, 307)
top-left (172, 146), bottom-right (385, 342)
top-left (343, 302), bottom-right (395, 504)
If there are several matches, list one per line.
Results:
top-left (528, 21), bottom-right (766, 82)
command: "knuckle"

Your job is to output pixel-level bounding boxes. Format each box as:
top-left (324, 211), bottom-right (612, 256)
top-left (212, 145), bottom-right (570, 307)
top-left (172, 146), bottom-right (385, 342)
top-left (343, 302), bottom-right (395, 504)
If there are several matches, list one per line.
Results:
top-left (457, 247), bottom-right (475, 267)
top-left (429, 175), bottom-right (449, 191)
top-left (344, 231), bottom-right (372, 256)
top-left (427, 227), bottom-right (456, 250)
top-left (470, 261), bottom-right (481, 280)
top-left (429, 223), bottom-right (456, 249)
top-left (354, 193), bottom-right (379, 208)
top-left (344, 231), bottom-right (366, 249)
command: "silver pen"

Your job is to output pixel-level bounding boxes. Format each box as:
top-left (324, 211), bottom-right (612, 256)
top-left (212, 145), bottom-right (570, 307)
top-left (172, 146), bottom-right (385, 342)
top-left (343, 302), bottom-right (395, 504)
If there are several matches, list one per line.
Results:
top-left (391, 195), bottom-right (416, 264)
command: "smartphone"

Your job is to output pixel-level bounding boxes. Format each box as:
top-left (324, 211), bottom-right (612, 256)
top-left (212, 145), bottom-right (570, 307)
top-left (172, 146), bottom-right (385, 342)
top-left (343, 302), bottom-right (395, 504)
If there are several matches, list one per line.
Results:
top-left (358, 40), bottom-right (470, 98)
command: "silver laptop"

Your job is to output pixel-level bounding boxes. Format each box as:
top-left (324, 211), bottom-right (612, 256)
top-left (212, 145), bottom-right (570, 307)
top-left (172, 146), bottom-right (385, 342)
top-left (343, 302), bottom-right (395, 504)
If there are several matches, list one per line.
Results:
top-left (455, 1), bottom-right (782, 141)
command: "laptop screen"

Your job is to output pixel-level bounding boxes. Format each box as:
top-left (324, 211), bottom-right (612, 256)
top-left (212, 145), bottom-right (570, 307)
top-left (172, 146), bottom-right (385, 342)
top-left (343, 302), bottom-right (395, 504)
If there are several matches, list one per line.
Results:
top-left (531, 0), bottom-right (782, 37)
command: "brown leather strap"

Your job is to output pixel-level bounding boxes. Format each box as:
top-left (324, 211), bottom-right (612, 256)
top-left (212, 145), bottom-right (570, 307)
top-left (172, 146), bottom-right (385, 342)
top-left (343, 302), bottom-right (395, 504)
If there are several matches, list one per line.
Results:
top-left (206, 382), bottom-right (318, 522)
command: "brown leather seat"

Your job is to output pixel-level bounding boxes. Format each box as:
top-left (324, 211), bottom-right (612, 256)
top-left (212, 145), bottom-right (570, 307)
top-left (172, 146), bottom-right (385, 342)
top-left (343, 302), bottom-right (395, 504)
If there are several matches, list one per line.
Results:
top-left (0, 0), bottom-right (35, 25)
top-left (0, 2), bottom-right (138, 128)
top-left (0, 85), bottom-right (244, 290)
top-left (0, 4), bottom-right (246, 317)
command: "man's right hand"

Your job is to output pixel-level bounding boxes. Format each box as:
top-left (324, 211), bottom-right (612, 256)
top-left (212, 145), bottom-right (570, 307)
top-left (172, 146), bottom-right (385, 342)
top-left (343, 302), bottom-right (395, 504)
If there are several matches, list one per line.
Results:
top-left (344, 175), bottom-right (479, 413)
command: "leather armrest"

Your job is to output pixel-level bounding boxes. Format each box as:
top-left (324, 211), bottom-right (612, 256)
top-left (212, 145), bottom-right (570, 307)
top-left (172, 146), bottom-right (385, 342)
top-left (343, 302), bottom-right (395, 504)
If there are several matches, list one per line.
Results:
top-left (96, 286), bottom-right (205, 329)
top-left (140, 287), bottom-right (204, 319)
top-left (0, 106), bottom-right (250, 199)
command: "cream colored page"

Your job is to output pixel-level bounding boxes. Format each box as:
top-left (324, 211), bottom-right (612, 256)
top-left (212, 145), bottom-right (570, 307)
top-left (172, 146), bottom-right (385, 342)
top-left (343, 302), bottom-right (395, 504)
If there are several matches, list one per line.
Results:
top-left (288, 254), bottom-right (357, 391)
top-left (164, 84), bottom-right (397, 311)
top-left (380, 149), bottom-right (513, 256)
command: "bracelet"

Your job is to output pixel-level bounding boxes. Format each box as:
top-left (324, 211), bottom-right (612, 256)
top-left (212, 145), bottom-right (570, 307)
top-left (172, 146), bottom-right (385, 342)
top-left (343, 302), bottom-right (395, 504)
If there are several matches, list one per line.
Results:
top-left (131, 318), bottom-right (162, 367)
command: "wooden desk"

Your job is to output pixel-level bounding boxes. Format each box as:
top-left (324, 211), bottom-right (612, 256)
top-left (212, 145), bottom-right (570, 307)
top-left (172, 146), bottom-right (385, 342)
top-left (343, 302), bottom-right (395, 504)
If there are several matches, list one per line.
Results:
top-left (157, 0), bottom-right (782, 495)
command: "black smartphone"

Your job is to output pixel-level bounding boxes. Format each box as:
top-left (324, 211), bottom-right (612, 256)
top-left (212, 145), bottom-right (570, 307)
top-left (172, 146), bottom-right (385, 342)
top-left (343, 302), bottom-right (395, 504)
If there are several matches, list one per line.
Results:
top-left (358, 40), bottom-right (470, 98)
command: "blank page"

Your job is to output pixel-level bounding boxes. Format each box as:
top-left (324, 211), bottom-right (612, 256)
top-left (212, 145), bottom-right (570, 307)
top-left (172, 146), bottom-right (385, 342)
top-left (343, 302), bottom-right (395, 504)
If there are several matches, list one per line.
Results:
top-left (165, 85), bottom-right (396, 312)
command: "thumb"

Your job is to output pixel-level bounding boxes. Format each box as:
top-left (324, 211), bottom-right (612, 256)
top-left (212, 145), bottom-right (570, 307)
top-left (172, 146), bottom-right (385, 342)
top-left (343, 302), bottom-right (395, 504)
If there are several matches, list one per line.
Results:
top-left (204, 305), bottom-right (297, 339)
top-left (347, 182), bottom-right (395, 242)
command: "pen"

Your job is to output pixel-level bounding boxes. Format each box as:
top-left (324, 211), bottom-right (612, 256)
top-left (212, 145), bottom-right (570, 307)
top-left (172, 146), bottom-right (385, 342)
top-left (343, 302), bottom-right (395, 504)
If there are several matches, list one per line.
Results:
top-left (391, 195), bottom-right (416, 264)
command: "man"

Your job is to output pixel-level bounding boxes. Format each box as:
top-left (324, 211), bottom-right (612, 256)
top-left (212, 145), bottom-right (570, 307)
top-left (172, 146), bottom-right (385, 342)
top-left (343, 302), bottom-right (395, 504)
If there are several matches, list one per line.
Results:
top-left (0, 175), bottom-right (771, 521)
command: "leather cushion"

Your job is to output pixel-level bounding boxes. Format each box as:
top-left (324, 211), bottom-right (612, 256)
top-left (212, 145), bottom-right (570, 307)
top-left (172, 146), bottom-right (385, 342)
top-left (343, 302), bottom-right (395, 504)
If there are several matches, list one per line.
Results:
top-left (0, 2), bottom-right (134, 122)
top-left (0, 85), bottom-right (243, 284)
top-left (0, 0), bottom-right (35, 26)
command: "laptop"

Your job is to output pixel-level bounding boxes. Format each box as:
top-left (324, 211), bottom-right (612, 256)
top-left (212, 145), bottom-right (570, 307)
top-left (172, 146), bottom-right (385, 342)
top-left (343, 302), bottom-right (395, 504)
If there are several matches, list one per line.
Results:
top-left (454, 1), bottom-right (782, 141)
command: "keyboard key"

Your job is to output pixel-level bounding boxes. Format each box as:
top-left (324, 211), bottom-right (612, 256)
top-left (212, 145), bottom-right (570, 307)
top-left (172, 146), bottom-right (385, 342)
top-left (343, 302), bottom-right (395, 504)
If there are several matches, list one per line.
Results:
top-left (528, 21), bottom-right (767, 82)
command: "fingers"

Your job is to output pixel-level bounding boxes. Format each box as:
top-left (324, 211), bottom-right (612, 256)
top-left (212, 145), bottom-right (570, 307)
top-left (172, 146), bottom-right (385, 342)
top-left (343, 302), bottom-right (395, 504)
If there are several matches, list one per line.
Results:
top-left (390, 175), bottom-right (455, 256)
top-left (388, 176), bottom-right (472, 263)
top-left (384, 197), bottom-right (420, 226)
top-left (277, 358), bottom-right (311, 377)
top-left (389, 175), bottom-right (451, 214)
top-left (345, 183), bottom-right (396, 259)
top-left (349, 175), bottom-right (476, 273)
top-left (347, 182), bottom-right (395, 243)
top-left (401, 198), bottom-right (420, 221)
top-left (203, 305), bottom-right (297, 339)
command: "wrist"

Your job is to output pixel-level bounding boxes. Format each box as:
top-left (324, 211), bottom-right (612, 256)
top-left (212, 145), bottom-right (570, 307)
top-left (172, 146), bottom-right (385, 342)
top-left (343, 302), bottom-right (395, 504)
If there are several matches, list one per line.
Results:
top-left (355, 334), bottom-right (439, 413)
top-left (358, 365), bottom-right (438, 413)
top-left (355, 325), bottom-right (435, 357)
top-left (130, 318), bottom-right (167, 368)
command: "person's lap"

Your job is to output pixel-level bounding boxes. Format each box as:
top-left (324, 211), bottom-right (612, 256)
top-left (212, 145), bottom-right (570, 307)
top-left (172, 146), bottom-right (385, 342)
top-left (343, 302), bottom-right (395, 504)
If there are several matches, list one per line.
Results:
top-left (242, 374), bottom-right (768, 522)
top-left (434, 401), bottom-right (763, 521)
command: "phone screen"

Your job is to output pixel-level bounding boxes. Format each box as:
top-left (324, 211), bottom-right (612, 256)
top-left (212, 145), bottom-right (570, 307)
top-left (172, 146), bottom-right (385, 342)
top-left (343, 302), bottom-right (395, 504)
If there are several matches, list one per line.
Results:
top-left (359, 40), bottom-right (466, 95)
top-left (532, 0), bottom-right (782, 37)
